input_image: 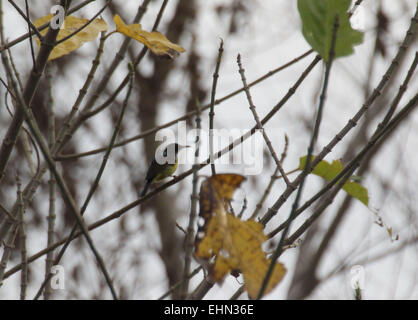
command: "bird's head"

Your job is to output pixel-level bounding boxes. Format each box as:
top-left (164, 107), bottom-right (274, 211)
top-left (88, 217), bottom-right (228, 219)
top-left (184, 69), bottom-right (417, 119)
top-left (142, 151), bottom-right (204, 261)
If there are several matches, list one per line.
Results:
top-left (163, 143), bottom-right (190, 157)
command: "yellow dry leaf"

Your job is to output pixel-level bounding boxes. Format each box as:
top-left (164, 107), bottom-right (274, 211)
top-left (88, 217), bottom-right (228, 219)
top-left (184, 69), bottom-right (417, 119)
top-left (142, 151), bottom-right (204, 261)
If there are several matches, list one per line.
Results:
top-left (194, 174), bottom-right (286, 299)
top-left (114, 14), bottom-right (185, 59)
top-left (34, 15), bottom-right (108, 61)
top-left (209, 174), bottom-right (246, 201)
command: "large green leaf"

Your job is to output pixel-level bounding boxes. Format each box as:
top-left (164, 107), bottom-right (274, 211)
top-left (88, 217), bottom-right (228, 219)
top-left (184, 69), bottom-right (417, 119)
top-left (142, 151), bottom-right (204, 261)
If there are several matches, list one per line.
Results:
top-left (299, 156), bottom-right (369, 206)
top-left (297, 0), bottom-right (363, 61)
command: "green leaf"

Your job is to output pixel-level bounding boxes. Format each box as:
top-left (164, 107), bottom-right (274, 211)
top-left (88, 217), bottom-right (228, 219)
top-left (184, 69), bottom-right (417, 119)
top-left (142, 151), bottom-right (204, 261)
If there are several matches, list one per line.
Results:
top-left (297, 0), bottom-right (363, 61)
top-left (299, 156), bottom-right (369, 206)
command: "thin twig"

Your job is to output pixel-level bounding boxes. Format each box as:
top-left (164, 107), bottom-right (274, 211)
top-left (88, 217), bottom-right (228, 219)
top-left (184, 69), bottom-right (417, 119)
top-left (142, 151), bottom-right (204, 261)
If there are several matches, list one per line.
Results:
top-left (349, 0), bottom-right (364, 16)
top-left (24, 0), bottom-right (36, 68)
top-left (53, 31), bottom-right (107, 154)
top-left (16, 173), bottom-right (27, 300)
top-left (0, 223), bottom-right (19, 285)
top-left (180, 99), bottom-right (202, 298)
top-left (176, 222), bottom-right (187, 234)
top-left (280, 134), bottom-right (289, 163)
top-left (250, 167), bottom-right (280, 220)
top-left (5, 45), bottom-right (38, 176)
top-left (229, 285), bottom-right (245, 300)
top-left (0, 202), bottom-right (15, 223)
top-left (237, 197), bottom-right (248, 219)
top-left (237, 54), bottom-right (291, 187)
top-left (159, 266), bottom-right (202, 300)
top-left (374, 51), bottom-right (418, 136)
top-left (209, 39), bottom-right (224, 176)
top-left (44, 64), bottom-right (56, 300)
top-left (7, 42), bottom-right (24, 93)
top-left (151, 0), bottom-right (169, 31)
top-left (249, 134), bottom-right (289, 219)
top-left (186, 277), bottom-right (215, 300)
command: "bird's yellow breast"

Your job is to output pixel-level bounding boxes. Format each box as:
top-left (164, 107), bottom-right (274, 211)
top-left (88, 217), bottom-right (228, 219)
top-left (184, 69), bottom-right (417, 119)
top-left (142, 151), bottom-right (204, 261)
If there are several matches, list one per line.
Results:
top-left (153, 161), bottom-right (178, 182)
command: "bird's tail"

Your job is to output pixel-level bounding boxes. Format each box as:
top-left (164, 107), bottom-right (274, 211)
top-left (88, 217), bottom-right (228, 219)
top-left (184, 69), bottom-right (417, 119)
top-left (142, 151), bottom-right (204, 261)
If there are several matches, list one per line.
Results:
top-left (141, 180), bottom-right (151, 197)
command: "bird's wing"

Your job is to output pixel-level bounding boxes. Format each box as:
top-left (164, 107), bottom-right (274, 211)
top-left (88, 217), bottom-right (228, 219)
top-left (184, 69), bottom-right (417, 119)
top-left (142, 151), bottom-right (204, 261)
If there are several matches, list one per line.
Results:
top-left (145, 158), bottom-right (164, 181)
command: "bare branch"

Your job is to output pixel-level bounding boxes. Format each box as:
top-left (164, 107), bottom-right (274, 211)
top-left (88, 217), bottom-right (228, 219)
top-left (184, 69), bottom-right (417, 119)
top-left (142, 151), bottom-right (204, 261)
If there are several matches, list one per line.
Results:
top-left (209, 39), bottom-right (224, 176)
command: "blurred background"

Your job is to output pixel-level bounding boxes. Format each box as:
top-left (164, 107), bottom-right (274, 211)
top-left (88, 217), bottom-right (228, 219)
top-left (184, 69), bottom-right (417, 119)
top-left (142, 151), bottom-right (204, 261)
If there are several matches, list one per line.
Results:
top-left (0, 0), bottom-right (417, 299)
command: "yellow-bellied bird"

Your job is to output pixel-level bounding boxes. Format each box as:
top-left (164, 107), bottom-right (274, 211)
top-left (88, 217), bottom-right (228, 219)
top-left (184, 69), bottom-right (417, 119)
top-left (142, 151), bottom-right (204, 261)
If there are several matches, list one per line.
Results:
top-left (141, 143), bottom-right (189, 196)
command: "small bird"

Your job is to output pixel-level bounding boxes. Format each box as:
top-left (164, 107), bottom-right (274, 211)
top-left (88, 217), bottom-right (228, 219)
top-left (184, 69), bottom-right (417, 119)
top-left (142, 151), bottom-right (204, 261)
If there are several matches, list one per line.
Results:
top-left (141, 143), bottom-right (189, 196)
